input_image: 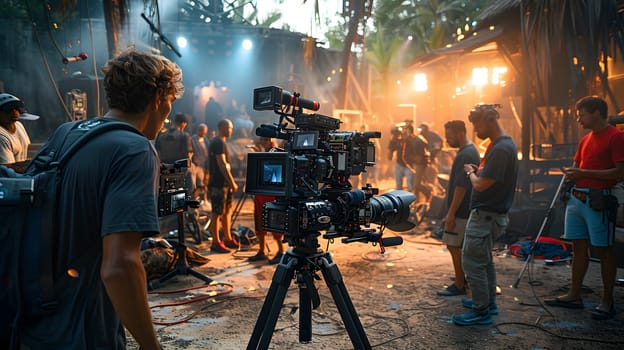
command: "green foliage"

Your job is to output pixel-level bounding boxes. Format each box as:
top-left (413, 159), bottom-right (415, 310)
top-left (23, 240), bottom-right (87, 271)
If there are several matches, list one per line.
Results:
top-left (372, 0), bottom-right (495, 56)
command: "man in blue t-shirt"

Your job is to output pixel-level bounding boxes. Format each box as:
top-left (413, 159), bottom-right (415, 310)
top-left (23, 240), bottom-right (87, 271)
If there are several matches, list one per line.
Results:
top-left (19, 48), bottom-right (183, 349)
top-left (451, 104), bottom-right (518, 326)
top-left (437, 120), bottom-right (479, 297)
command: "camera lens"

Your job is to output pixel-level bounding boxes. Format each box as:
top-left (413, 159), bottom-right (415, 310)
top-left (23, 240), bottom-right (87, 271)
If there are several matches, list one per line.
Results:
top-left (369, 190), bottom-right (416, 231)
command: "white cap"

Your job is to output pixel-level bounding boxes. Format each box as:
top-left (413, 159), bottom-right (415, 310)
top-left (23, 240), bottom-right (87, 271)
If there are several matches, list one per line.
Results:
top-left (0, 93), bottom-right (40, 121)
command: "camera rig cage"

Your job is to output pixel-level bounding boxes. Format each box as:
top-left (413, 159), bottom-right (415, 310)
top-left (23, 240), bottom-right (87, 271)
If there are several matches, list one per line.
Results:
top-left (245, 86), bottom-right (415, 252)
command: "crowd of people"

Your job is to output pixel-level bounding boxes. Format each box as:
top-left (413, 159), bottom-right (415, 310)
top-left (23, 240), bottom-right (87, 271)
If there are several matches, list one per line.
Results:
top-left (0, 47), bottom-right (621, 349)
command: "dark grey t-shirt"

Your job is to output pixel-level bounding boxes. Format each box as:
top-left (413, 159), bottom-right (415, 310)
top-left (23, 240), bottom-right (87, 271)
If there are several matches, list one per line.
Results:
top-left (447, 143), bottom-right (480, 219)
top-left (21, 120), bottom-right (160, 349)
top-left (471, 136), bottom-right (518, 213)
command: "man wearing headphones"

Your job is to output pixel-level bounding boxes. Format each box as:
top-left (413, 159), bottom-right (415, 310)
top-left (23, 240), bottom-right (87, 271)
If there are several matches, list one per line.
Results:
top-left (452, 104), bottom-right (518, 326)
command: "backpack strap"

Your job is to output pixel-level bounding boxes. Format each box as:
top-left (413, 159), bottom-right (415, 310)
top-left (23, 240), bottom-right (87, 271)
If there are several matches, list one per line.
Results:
top-left (56, 118), bottom-right (144, 166)
top-left (38, 118), bottom-right (143, 314)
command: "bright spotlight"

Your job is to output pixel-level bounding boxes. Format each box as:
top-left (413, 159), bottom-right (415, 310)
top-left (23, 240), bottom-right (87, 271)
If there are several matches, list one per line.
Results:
top-left (413, 73), bottom-right (428, 92)
top-left (471, 67), bottom-right (489, 86)
top-left (177, 36), bottom-right (188, 48)
top-left (242, 39), bottom-right (253, 51)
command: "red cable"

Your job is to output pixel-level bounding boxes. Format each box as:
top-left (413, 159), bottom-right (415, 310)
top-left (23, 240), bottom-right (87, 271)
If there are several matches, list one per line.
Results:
top-left (148, 283), bottom-right (234, 326)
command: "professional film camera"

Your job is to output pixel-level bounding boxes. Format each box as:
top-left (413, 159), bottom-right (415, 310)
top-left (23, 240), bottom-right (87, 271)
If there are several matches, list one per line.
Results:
top-left (245, 86), bottom-right (416, 349)
top-left (150, 159), bottom-right (212, 290)
top-left (246, 86), bottom-right (416, 250)
top-left (157, 159), bottom-right (190, 217)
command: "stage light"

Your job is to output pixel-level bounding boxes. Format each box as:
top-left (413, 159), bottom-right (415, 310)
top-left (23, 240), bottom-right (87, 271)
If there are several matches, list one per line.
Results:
top-left (492, 67), bottom-right (507, 85)
top-left (413, 73), bottom-right (428, 92)
top-left (471, 67), bottom-right (488, 86)
top-left (242, 39), bottom-right (253, 51)
top-left (177, 36), bottom-right (188, 48)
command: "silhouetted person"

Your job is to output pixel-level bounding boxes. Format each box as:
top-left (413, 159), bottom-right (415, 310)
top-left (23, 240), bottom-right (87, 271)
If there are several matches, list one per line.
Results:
top-left (204, 96), bottom-right (223, 133)
top-left (191, 123), bottom-right (210, 200)
top-left (208, 118), bottom-right (239, 253)
top-left (402, 124), bottom-right (432, 202)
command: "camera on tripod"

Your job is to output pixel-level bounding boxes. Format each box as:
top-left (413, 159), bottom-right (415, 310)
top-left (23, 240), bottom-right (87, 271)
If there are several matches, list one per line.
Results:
top-left (245, 86), bottom-right (416, 250)
top-left (157, 159), bottom-right (191, 217)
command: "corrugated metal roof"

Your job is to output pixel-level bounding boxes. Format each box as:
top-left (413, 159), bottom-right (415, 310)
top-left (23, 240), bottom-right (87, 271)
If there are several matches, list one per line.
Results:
top-left (411, 27), bottom-right (504, 68)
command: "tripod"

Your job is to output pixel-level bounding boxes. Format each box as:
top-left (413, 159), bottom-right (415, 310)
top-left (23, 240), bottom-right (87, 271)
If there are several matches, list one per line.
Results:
top-left (148, 209), bottom-right (214, 290)
top-left (231, 191), bottom-right (251, 227)
top-left (513, 175), bottom-right (568, 288)
top-left (247, 234), bottom-right (371, 350)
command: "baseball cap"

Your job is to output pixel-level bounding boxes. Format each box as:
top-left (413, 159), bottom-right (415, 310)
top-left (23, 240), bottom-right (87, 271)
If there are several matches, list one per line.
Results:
top-left (0, 93), bottom-right (40, 120)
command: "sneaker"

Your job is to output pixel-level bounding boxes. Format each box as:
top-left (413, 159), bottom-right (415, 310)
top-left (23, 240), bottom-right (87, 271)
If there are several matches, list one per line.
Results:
top-left (248, 252), bottom-right (268, 262)
top-left (268, 252), bottom-right (284, 265)
top-left (461, 298), bottom-right (499, 315)
top-left (437, 284), bottom-right (466, 296)
top-left (452, 310), bottom-right (493, 326)
top-left (211, 242), bottom-right (231, 254)
top-left (591, 304), bottom-right (616, 320)
top-left (224, 238), bottom-right (239, 249)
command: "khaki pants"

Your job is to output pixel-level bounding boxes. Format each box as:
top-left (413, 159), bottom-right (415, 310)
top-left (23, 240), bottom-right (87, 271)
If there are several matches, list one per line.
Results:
top-left (462, 209), bottom-right (508, 313)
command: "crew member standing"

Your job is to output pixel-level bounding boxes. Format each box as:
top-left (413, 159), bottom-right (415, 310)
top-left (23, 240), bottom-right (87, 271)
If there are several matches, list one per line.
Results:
top-left (208, 118), bottom-right (239, 253)
top-left (437, 120), bottom-right (479, 297)
top-left (18, 48), bottom-right (183, 349)
top-left (544, 96), bottom-right (624, 320)
top-left (452, 104), bottom-right (518, 326)
top-left (191, 123), bottom-right (210, 201)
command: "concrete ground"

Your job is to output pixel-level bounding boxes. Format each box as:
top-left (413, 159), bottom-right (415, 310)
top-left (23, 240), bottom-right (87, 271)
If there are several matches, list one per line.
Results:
top-left (135, 179), bottom-right (624, 350)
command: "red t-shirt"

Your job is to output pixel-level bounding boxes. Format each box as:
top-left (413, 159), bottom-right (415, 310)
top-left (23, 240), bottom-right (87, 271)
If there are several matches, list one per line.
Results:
top-left (574, 125), bottom-right (624, 188)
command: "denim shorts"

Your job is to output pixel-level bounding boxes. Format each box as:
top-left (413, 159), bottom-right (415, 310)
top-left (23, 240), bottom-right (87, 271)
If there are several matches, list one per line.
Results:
top-left (564, 190), bottom-right (612, 247)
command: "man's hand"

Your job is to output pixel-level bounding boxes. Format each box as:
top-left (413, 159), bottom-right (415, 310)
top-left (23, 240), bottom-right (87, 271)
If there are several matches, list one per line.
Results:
top-left (444, 214), bottom-right (456, 233)
top-left (230, 182), bottom-right (239, 193)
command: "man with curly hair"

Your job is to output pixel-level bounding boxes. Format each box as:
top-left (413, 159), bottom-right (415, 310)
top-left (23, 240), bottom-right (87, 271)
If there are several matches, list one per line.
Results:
top-left (18, 48), bottom-right (183, 349)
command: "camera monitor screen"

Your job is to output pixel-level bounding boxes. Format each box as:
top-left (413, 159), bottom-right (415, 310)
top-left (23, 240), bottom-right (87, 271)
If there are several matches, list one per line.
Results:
top-left (292, 131), bottom-right (318, 150)
top-left (245, 152), bottom-right (292, 197)
top-left (261, 161), bottom-right (284, 185)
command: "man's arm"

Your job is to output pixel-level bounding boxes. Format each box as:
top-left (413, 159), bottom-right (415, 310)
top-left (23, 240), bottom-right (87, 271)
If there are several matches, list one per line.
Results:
top-left (101, 232), bottom-right (160, 350)
top-left (444, 186), bottom-right (468, 232)
top-left (563, 162), bottom-right (624, 182)
top-left (0, 137), bottom-right (15, 164)
top-left (464, 163), bottom-right (496, 192)
top-left (216, 153), bottom-right (239, 192)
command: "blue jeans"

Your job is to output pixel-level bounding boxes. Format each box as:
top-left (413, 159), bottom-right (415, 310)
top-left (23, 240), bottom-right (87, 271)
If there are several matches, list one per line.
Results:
top-left (394, 164), bottom-right (413, 191)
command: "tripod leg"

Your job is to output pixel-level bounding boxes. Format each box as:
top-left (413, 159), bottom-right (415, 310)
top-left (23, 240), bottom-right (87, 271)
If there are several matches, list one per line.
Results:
top-left (187, 268), bottom-right (214, 284)
top-left (514, 174), bottom-right (568, 288)
top-left (298, 271), bottom-right (315, 343)
top-left (247, 256), bottom-right (297, 350)
top-left (320, 255), bottom-right (371, 350)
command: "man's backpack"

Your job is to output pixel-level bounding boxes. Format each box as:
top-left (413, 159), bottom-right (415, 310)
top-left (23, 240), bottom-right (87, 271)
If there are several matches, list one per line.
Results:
top-left (0, 118), bottom-right (142, 346)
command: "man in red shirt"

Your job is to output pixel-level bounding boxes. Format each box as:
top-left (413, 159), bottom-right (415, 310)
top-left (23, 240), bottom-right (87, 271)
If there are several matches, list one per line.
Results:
top-left (545, 96), bottom-right (624, 320)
